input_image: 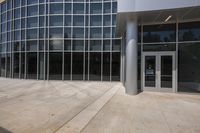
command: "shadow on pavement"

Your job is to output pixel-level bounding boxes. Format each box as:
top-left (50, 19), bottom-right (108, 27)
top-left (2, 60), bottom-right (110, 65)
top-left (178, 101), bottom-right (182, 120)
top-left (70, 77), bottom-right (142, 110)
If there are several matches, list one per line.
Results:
top-left (0, 127), bottom-right (13, 133)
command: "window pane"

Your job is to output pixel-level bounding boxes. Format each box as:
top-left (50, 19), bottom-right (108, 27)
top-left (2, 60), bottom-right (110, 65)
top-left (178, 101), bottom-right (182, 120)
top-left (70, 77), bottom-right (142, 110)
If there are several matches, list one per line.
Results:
top-left (27, 17), bottom-right (38, 28)
top-left (27, 40), bottom-right (37, 51)
top-left (64, 52), bottom-right (71, 80)
top-left (90, 28), bottom-right (102, 38)
top-left (73, 16), bottom-right (84, 26)
top-left (179, 21), bottom-right (200, 41)
top-left (112, 52), bottom-right (120, 81)
top-left (143, 43), bottom-right (176, 51)
top-left (13, 53), bottom-right (20, 78)
top-left (27, 29), bottom-right (38, 39)
top-left (49, 53), bottom-right (63, 80)
top-left (73, 40), bottom-right (84, 51)
top-left (104, 2), bottom-right (111, 13)
top-left (27, 53), bottom-right (37, 79)
top-left (65, 3), bottom-right (72, 14)
top-left (49, 28), bottom-right (63, 38)
top-left (90, 52), bottom-right (101, 81)
top-left (143, 24), bottom-right (176, 43)
top-left (73, 3), bottom-right (84, 14)
top-left (90, 40), bottom-right (101, 51)
top-left (0, 54), bottom-right (6, 77)
top-left (50, 16), bottom-right (63, 26)
top-left (65, 15), bottom-right (72, 26)
top-left (28, 0), bottom-right (38, 5)
top-left (178, 43), bottom-right (200, 93)
top-left (104, 15), bottom-right (111, 26)
top-left (73, 28), bottom-right (84, 38)
top-left (103, 52), bottom-right (111, 81)
top-left (28, 6), bottom-right (38, 16)
top-left (72, 52), bottom-right (83, 80)
top-left (90, 16), bottom-right (102, 26)
top-left (39, 53), bottom-right (45, 80)
top-left (112, 39), bottom-right (121, 51)
top-left (90, 3), bottom-right (102, 14)
top-left (49, 40), bottom-right (63, 50)
top-left (50, 4), bottom-right (63, 14)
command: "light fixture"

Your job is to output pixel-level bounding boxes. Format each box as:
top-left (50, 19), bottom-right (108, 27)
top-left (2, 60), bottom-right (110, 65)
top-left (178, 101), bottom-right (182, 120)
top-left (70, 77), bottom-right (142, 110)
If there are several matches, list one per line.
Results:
top-left (165, 15), bottom-right (172, 22)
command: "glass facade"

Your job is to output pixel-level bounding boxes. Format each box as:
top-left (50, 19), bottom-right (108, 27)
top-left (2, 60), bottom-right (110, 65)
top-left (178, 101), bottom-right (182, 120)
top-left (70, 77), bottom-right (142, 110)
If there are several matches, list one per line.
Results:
top-left (0, 0), bottom-right (121, 81)
top-left (140, 21), bottom-right (200, 93)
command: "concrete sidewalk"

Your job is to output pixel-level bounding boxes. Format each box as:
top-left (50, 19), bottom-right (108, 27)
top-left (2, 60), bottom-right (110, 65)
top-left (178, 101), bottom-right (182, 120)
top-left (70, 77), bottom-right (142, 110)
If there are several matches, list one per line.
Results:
top-left (82, 88), bottom-right (200, 133)
top-left (0, 78), bottom-right (119, 133)
top-left (0, 78), bottom-right (200, 133)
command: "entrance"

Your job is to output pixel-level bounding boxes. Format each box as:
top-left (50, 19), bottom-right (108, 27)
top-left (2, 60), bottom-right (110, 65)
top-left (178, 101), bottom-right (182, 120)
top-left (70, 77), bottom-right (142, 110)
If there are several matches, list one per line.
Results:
top-left (142, 52), bottom-right (176, 92)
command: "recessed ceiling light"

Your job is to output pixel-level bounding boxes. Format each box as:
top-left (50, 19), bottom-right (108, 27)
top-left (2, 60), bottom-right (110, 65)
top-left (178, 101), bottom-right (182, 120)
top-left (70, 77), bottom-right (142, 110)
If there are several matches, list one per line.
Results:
top-left (165, 15), bottom-right (172, 22)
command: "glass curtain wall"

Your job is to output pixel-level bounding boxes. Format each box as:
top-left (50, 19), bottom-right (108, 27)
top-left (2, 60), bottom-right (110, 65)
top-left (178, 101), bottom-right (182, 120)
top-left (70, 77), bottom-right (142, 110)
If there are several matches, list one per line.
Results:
top-left (0, 0), bottom-right (121, 81)
top-left (141, 21), bottom-right (200, 93)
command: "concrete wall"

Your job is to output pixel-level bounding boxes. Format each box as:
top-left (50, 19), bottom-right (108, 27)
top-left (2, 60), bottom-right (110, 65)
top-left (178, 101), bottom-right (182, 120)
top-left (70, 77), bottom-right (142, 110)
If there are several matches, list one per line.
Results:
top-left (118, 0), bottom-right (200, 13)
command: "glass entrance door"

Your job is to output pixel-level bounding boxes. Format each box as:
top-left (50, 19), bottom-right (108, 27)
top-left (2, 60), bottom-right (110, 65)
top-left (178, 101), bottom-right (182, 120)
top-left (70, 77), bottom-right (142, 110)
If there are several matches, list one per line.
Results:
top-left (142, 52), bottom-right (176, 92)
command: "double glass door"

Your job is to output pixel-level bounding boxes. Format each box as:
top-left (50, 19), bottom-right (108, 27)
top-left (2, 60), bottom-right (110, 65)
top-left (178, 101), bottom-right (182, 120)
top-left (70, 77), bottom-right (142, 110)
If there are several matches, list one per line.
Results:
top-left (142, 52), bottom-right (176, 92)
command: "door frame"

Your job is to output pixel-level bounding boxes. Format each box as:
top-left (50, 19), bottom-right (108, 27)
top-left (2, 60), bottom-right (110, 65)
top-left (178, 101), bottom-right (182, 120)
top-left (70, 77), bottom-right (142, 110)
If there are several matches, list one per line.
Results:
top-left (141, 51), bottom-right (176, 93)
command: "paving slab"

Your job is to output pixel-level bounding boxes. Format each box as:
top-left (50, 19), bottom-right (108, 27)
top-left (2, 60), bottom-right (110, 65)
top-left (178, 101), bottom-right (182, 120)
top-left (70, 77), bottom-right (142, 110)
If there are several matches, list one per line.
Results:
top-left (0, 78), bottom-right (118, 133)
top-left (82, 87), bottom-right (200, 133)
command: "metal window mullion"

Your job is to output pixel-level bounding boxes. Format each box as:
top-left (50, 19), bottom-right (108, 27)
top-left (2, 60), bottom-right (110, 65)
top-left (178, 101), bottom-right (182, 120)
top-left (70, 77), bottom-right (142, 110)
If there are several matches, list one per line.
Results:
top-left (175, 19), bottom-right (179, 92)
top-left (83, 0), bottom-right (86, 81)
top-left (88, 1), bottom-right (90, 81)
top-left (44, 1), bottom-right (47, 80)
top-left (83, 0), bottom-right (87, 80)
top-left (70, 1), bottom-right (73, 80)
top-left (62, 1), bottom-right (65, 80)
top-left (141, 24), bottom-right (144, 91)
top-left (19, 1), bottom-right (22, 79)
top-left (101, 1), bottom-right (103, 82)
top-left (24, 1), bottom-right (27, 79)
top-left (11, 1), bottom-right (14, 78)
top-left (5, 1), bottom-right (7, 77)
top-left (37, 0), bottom-right (39, 80)
top-left (47, 1), bottom-right (50, 80)
top-left (110, 1), bottom-right (112, 82)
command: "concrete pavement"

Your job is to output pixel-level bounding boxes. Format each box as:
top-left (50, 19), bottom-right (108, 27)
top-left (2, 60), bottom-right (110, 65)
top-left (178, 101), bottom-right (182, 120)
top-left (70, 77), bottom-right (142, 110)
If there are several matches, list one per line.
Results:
top-left (0, 78), bottom-right (200, 133)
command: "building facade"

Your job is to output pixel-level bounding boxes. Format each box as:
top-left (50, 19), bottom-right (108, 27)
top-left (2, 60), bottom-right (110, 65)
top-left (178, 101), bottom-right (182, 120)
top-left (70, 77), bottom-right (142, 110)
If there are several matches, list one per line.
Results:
top-left (0, 0), bottom-right (200, 94)
top-left (0, 0), bottom-right (121, 82)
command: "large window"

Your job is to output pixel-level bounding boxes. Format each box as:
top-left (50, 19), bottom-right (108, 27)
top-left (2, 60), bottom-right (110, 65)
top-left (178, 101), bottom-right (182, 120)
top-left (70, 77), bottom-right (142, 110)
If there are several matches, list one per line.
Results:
top-left (72, 52), bottom-right (83, 80)
top-left (90, 52), bottom-right (101, 81)
top-left (27, 53), bottom-right (37, 79)
top-left (143, 24), bottom-right (176, 43)
top-left (49, 53), bottom-right (63, 80)
top-left (178, 43), bottom-right (200, 93)
top-left (179, 22), bottom-right (200, 41)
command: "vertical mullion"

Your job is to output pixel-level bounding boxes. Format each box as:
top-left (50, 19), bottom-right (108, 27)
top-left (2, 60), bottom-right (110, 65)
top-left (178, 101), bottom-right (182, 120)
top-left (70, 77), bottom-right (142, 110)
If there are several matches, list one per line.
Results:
top-left (175, 19), bottom-right (179, 92)
top-left (110, 1), bottom-right (112, 82)
top-left (83, 0), bottom-right (86, 81)
top-left (19, 0), bottom-right (22, 79)
top-left (24, 0), bottom-right (27, 79)
top-left (141, 24), bottom-right (144, 91)
top-left (101, 1), bottom-right (103, 82)
top-left (88, 1), bottom-right (90, 81)
top-left (62, 1), bottom-right (65, 80)
top-left (70, 1), bottom-right (73, 80)
top-left (44, 1), bottom-right (46, 80)
top-left (37, 0), bottom-right (39, 80)
top-left (47, 1), bottom-right (50, 80)
top-left (5, 1), bottom-right (7, 77)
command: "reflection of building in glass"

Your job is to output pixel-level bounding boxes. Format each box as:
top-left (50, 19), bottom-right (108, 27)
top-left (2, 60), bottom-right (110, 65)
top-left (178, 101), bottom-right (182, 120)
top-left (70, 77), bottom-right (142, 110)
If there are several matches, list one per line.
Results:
top-left (0, 0), bottom-right (121, 81)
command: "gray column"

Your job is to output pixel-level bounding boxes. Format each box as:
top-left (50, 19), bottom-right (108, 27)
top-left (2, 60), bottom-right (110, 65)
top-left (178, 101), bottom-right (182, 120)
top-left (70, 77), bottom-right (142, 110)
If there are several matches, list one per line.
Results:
top-left (125, 17), bottom-right (138, 95)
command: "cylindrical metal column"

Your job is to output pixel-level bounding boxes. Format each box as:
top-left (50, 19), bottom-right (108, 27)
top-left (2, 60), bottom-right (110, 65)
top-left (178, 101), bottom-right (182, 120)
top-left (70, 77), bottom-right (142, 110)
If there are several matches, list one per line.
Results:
top-left (125, 17), bottom-right (138, 95)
